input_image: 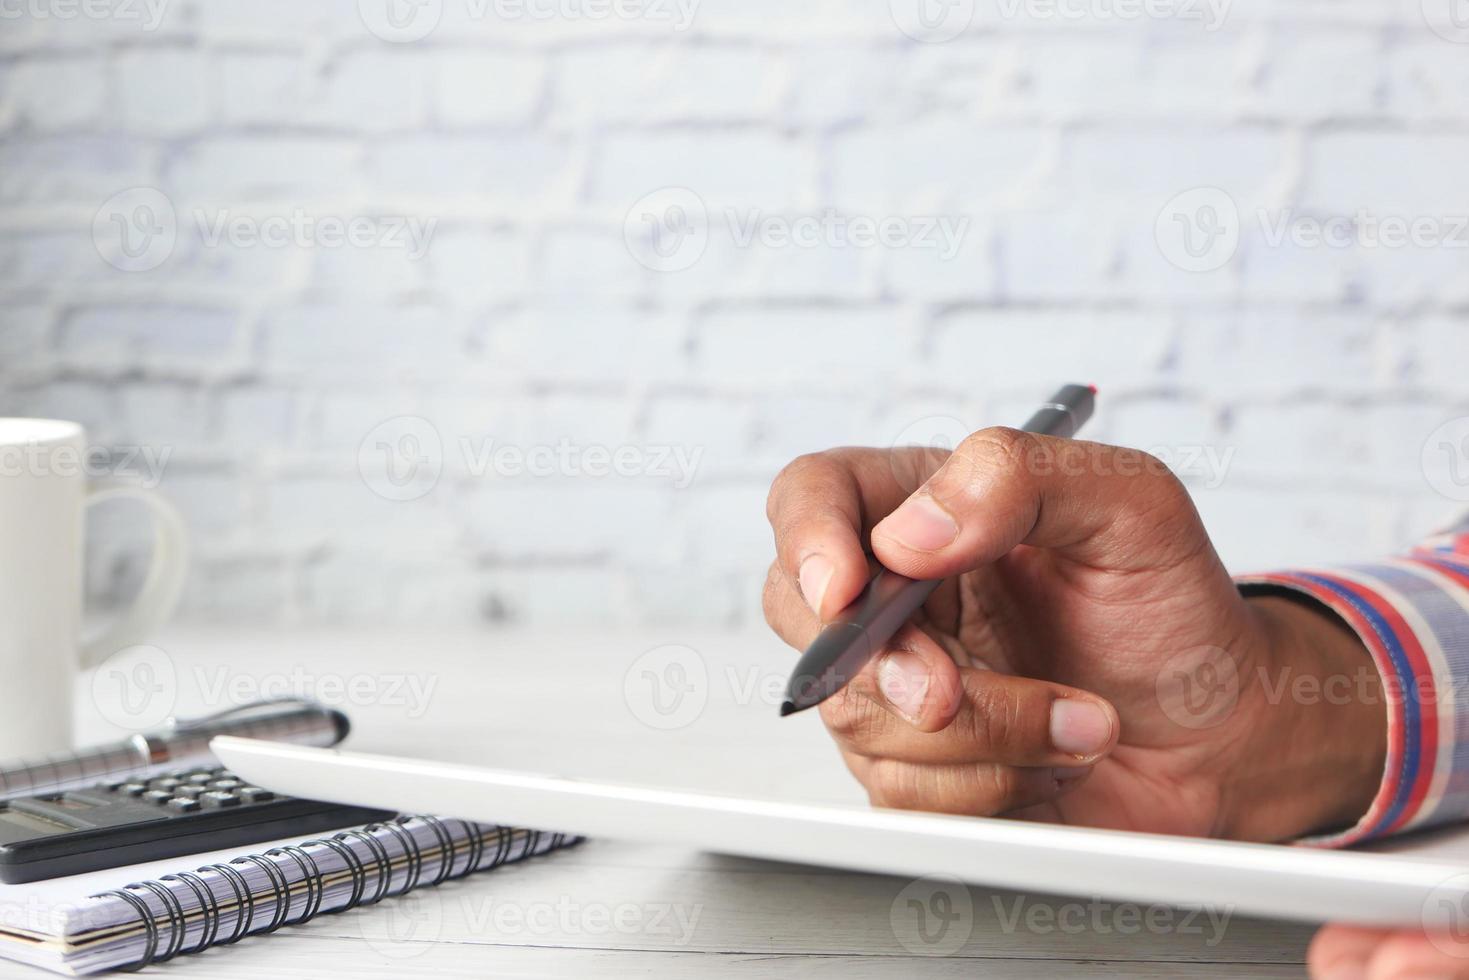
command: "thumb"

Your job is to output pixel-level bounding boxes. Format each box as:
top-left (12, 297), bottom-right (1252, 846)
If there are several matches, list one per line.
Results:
top-left (870, 427), bottom-right (1203, 580)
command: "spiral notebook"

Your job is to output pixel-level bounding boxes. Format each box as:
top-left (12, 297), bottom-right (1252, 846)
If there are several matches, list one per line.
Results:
top-left (0, 815), bottom-right (578, 975)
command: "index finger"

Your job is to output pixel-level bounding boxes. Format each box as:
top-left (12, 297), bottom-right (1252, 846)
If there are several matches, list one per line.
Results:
top-left (765, 447), bottom-right (940, 621)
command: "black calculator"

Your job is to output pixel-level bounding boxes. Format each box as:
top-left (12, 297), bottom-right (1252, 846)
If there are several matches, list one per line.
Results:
top-left (0, 766), bottom-right (394, 883)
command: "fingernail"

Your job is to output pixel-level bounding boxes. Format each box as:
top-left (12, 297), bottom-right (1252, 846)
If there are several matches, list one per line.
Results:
top-left (1050, 700), bottom-right (1113, 758)
top-left (798, 554), bottom-right (834, 617)
top-left (878, 493), bottom-right (958, 552)
top-left (1318, 965), bottom-right (1367, 980)
top-left (877, 650), bottom-right (930, 723)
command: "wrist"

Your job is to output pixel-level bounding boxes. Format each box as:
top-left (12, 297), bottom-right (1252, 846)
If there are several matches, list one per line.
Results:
top-left (1217, 595), bottom-right (1387, 842)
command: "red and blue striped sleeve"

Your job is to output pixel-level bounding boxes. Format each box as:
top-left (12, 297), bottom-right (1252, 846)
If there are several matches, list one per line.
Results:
top-left (1235, 515), bottom-right (1469, 847)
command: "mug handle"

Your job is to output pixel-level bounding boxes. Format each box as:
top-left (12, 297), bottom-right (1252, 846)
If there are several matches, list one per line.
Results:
top-left (79, 478), bottom-right (190, 668)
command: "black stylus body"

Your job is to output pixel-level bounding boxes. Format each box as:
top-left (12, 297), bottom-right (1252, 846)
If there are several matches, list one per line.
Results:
top-left (779, 383), bottom-right (1097, 716)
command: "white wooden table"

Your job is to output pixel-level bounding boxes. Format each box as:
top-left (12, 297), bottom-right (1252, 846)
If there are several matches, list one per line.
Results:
top-left (71, 628), bottom-right (1317, 978)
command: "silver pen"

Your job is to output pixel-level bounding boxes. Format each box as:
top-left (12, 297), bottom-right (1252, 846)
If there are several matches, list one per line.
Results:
top-left (0, 699), bottom-right (350, 802)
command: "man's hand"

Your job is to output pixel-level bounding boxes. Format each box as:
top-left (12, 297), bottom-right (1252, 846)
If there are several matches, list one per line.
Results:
top-left (762, 430), bottom-right (1387, 842)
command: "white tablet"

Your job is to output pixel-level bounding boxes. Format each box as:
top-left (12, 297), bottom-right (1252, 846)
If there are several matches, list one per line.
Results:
top-left (212, 735), bottom-right (1469, 927)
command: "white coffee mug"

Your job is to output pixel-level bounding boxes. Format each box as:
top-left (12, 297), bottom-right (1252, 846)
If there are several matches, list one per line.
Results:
top-left (0, 419), bottom-right (188, 757)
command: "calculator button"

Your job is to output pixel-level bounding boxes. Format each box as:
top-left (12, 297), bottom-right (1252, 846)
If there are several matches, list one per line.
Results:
top-left (119, 783), bottom-right (148, 797)
top-left (238, 788), bottom-right (275, 803)
top-left (148, 778), bottom-right (182, 792)
top-left (143, 790), bottom-right (173, 805)
top-left (175, 785), bottom-right (206, 799)
top-left (200, 791), bottom-right (240, 808)
top-left (187, 773), bottom-right (214, 785)
top-left (166, 798), bottom-right (201, 813)
top-left (209, 779), bottom-right (243, 791)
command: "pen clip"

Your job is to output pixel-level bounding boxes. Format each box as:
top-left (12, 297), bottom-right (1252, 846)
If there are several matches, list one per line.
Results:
top-left (165, 697), bottom-right (326, 736)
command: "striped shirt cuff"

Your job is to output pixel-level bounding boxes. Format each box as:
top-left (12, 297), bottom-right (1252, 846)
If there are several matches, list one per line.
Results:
top-left (1236, 536), bottom-right (1469, 847)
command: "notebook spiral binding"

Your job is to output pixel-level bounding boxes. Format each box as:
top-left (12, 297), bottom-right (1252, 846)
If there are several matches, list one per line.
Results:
top-left (96, 816), bottom-right (577, 971)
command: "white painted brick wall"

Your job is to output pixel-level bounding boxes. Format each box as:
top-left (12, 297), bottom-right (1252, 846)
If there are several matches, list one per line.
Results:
top-left (2, 0), bottom-right (1468, 628)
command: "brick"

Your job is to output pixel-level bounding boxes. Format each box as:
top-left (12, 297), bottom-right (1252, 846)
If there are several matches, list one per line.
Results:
top-left (460, 479), bottom-right (678, 561)
top-left (1251, 33), bottom-right (1382, 120)
top-left (370, 135), bottom-right (573, 203)
top-left (537, 226), bottom-right (657, 299)
top-left (0, 306), bottom-right (54, 378)
top-left (693, 307), bottom-right (912, 387)
top-left (830, 122), bottom-right (1051, 213)
top-left (482, 306), bottom-right (684, 383)
top-left (785, 42), bottom-right (903, 126)
top-left (1062, 129), bottom-right (1286, 202)
top-left (421, 227), bottom-right (531, 304)
top-left (554, 45), bottom-right (785, 125)
top-left (0, 137), bottom-right (156, 205)
top-left (928, 311), bottom-right (1174, 393)
top-left (748, 392), bottom-right (882, 466)
top-left (673, 481), bottom-right (770, 570)
top-left (266, 476), bottom-right (458, 545)
top-left (151, 471), bottom-right (249, 536)
top-left (117, 382), bottom-right (210, 446)
top-left (216, 385), bottom-right (300, 451)
top-left (1192, 486), bottom-right (1401, 571)
top-left (1227, 402), bottom-right (1444, 490)
top-left (3, 57), bottom-right (107, 130)
top-left (218, 51), bottom-right (428, 133)
top-left (194, 0), bottom-right (350, 42)
top-left (434, 50), bottom-right (546, 127)
top-left (1171, 312), bottom-right (1385, 395)
top-left (1385, 43), bottom-right (1469, 122)
top-left (465, 394), bottom-right (643, 465)
top-left (263, 304), bottom-right (464, 375)
top-left (1416, 319), bottom-right (1469, 395)
top-left (1302, 133), bottom-right (1469, 216)
top-left (986, 37), bottom-right (1249, 122)
top-left (6, 381), bottom-right (116, 438)
top-left (3, 0), bottom-right (185, 50)
top-left (168, 138), bottom-right (362, 199)
top-left (592, 132), bottom-right (814, 209)
top-left (57, 306), bottom-right (240, 371)
top-left (114, 48), bottom-right (210, 135)
top-left (641, 393), bottom-right (751, 479)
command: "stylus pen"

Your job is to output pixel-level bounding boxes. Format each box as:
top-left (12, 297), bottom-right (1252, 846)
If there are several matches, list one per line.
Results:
top-left (0, 699), bottom-right (350, 802)
top-left (779, 383), bottom-right (1098, 717)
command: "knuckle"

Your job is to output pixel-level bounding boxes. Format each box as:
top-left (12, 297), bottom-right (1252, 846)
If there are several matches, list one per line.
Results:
top-left (766, 452), bottom-right (837, 522)
top-left (957, 678), bottom-right (1027, 755)
top-left (944, 426), bottom-right (1039, 488)
top-left (818, 685), bottom-right (888, 745)
top-left (974, 765), bottom-right (1031, 814)
top-left (865, 760), bottom-right (924, 810)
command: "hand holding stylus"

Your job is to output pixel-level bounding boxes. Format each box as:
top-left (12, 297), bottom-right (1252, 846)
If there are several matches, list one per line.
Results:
top-left (761, 415), bottom-right (1385, 842)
